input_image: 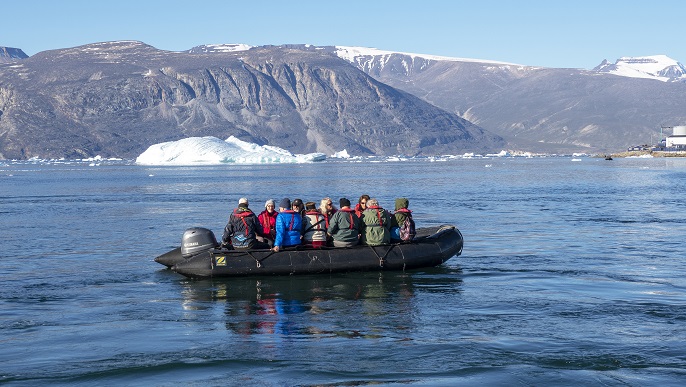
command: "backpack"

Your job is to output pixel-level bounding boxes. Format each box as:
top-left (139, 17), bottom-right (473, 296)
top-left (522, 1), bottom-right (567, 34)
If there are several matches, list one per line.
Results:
top-left (399, 215), bottom-right (416, 241)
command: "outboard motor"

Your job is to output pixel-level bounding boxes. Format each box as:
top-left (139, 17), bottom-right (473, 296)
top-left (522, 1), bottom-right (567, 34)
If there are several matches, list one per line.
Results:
top-left (181, 227), bottom-right (218, 258)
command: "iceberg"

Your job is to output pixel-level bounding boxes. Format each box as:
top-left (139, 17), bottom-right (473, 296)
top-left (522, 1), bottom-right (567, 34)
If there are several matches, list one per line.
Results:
top-left (135, 136), bottom-right (326, 165)
top-left (485, 150), bottom-right (510, 157)
top-left (330, 149), bottom-right (351, 159)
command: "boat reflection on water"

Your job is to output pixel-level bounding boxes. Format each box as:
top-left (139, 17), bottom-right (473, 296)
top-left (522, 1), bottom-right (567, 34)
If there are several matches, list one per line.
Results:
top-left (175, 268), bottom-right (463, 338)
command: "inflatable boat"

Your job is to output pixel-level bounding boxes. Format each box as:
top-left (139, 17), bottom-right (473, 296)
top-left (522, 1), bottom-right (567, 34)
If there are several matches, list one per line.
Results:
top-left (155, 225), bottom-right (463, 278)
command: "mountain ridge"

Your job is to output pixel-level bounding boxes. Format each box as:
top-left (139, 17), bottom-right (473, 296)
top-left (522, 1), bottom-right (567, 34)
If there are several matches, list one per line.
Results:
top-left (7, 42), bottom-right (684, 79)
top-left (325, 46), bottom-right (686, 152)
top-left (0, 41), bottom-right (503, 160)
top-left (2, 41), bottom-right (686, 158)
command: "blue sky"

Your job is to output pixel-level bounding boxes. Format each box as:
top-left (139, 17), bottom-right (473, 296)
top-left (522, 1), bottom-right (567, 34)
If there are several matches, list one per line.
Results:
top-left (3, 0), bottom-right (685, 69)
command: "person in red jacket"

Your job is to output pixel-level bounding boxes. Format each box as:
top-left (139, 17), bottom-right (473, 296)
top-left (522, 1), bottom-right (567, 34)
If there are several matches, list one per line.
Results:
top-left (354, 194), bottom-right (370, 218)
top-left (257, 199), bottom-right (278, 247)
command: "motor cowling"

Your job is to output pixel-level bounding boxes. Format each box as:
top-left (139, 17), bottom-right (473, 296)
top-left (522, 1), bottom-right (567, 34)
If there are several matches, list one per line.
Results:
top-left (181, 227), bottom-right (218, 258)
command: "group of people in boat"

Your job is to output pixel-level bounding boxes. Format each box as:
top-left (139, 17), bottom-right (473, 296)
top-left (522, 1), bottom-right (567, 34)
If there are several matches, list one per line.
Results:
top-left (221, 195), bottom-right (416, 251)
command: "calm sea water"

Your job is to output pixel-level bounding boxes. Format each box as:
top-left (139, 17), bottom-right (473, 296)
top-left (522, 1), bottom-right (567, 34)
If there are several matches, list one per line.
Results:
top-left (1, 157), bottom-right (685, 386)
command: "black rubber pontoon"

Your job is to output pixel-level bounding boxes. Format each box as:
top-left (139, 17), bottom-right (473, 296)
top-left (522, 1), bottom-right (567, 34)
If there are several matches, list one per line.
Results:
top-left (155, 225), bottom-right (463, 278)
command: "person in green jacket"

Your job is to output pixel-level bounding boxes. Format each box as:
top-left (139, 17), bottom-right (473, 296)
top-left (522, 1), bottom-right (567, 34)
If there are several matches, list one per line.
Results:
top-left (390, 197), bottom-right (416, 242)
top-left (327, 197), bottom-right (361, 247)
top-left (360, 198), bottom-right (392, 246)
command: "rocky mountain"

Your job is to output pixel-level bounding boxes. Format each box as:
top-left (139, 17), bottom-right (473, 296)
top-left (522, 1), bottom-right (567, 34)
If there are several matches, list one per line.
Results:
top-left (4, 41), bottom-right (686, 159)
top-left (0, 41), bottom-right (503, 160)
top-left (332, 47), bottom-right (686, 153)
top-left (0, 46), bottom-right (28, 62)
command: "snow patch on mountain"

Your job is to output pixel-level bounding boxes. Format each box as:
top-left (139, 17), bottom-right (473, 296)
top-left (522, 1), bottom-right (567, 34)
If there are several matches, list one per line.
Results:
top-left (334, 46), bottom-right (520, 66)
top-left (593, 55), bottom-right (686, 82)
top-left (187, 44), bottom-right (253, 54)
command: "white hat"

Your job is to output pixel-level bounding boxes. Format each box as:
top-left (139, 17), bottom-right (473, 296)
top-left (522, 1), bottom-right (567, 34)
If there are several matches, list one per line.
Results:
top-left (238, 197), bottom-right (249, 205)
top-left (265, 199), bottom-right (275, 208)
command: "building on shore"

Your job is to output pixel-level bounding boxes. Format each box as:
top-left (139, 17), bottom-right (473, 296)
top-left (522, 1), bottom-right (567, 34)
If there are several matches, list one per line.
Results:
top-left (647, 126), bottom-right (686, 151)
top-left (665, 126), bottom-right (686, 149)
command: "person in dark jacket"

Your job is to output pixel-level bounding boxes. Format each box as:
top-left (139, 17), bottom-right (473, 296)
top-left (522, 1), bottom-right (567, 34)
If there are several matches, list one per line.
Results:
top-left (327, 197), bottom-right (360, 247)
top-left (292, 198), bottom-right (305, 217)
top-left (272, 198), bottom-right (303, 252)
top-left (221, 198), bottom-right (268, 250)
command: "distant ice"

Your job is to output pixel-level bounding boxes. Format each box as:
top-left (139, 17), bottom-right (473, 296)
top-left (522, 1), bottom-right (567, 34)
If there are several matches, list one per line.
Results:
top-left (486, 150), bottom-right (510, 157)
top-left (134, 136), bottom-right (540, 166)
top-left (0, 136), bottom-right (581, 166)
top-left (135, 136), bottom-right (326, 165)
top-left (330, 149), bottom-right (351, 159)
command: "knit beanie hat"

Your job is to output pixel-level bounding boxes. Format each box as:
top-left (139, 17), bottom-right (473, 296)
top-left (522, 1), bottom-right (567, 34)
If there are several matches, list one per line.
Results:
top-left (279, 198), bottom-right (291, 209)
top-left (265, 199), bottom-right (275, 208)
top-left (339, 197), bottom-right (351, 208)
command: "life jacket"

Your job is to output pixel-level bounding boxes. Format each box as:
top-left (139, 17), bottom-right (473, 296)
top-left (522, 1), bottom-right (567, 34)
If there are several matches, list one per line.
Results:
top-left (304, 210), bottom-right (325, 232)
top-left (232, 208), bottom-right (254, 236)
top-left (275, 209), bottom-right (303, 248)
top-left (303, 210), bottom-right (327, 243)
top-left (339, 208), bottom-right (356, 229)
top-left (259, 210), bottom-right (278, 236)
top-left (280, 210), bottom-right (298, 231)
top-left (366, 206), bottom-right (385, 227)
top-left (354, 203), bottom-right (365, 218)
top-left (322, 208), bottom-right (337, 229)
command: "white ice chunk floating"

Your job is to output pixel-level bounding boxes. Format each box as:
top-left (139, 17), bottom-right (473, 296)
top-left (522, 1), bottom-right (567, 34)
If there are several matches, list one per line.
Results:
top-left (135, 136), bottom-right (326, 165)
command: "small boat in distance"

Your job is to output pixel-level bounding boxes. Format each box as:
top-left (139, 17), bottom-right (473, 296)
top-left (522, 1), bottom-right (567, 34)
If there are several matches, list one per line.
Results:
top-left (155, 225), bottom-right (463, 278)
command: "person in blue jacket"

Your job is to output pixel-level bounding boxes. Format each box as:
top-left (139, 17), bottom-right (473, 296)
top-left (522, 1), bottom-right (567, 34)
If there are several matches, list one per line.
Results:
top-left (272, 198), bottom-right (303, 252)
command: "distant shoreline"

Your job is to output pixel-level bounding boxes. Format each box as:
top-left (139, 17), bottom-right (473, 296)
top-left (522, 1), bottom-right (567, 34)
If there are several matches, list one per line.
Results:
top-left (607, 151), bottom-right (686, 158)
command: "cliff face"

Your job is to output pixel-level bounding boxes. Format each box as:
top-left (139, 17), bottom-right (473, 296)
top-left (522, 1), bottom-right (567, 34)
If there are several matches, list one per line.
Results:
top-left (0, 41), bottom-right (503, 159)
top-left (0, 46), bottom-right (28, 62)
